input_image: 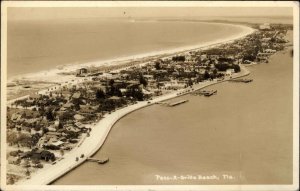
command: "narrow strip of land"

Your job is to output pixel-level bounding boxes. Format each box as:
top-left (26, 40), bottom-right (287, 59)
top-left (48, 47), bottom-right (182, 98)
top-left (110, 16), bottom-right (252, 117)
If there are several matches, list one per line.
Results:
top-left (17, 64), bottom-right (249, 185)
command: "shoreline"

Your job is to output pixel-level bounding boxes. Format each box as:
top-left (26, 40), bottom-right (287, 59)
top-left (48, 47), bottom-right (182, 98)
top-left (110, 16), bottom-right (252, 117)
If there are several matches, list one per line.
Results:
top-left (17, 66), bottom-right (250, 185)
top-left (13, 23), bottom-right (255, 185)
top-left (7, 22), bottom-right (254, 84)
top-left (6, 22), bottom-right (254, 102)
top-left (18, 66), bottom-right (250, 186)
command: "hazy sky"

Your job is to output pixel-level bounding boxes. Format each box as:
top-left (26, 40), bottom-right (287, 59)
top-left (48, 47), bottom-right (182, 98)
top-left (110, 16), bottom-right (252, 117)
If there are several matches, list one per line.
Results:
top-left (8, 7), bottom-right (293, 21)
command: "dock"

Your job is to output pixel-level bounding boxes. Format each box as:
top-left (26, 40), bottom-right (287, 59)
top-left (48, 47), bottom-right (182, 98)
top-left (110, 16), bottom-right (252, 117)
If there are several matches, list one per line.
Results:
top-left (168, 99), bottom-right (188, 107)
top-left (156, 101), bottom-right (168, 105)
top-left (87, 157), bottom-right (109, 164)
top-left (229, 78), bottom-right (253, 83)
top-left (192, 90), bottom-right (217, 97)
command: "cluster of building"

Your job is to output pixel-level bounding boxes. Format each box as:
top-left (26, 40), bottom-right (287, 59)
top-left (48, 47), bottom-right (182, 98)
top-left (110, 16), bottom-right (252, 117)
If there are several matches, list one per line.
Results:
top-left (243, 23), bottom-right (290, 64)
top-left (6, 23), bottom-right (291, 184)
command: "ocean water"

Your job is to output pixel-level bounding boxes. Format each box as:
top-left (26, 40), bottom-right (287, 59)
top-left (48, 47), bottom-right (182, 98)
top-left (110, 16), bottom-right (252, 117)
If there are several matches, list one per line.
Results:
top-left (53, 32), bottom-right (293, 185)
top-left (8, 19), bottom-right (245, 78)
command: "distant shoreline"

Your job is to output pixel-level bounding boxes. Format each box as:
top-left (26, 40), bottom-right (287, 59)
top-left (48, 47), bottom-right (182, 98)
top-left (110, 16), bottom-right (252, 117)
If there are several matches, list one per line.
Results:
top-left (7, 22), bottom-right (254, 102)
top-left (16, 23), bottom-right (254, 185)
top-left (7, 22), bottom-right (254, 83)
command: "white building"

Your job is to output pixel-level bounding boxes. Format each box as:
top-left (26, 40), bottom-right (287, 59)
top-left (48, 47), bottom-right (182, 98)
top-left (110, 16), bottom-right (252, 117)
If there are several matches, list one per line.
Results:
top-left (264, 49), bottom-right (276, 54)
top-left (226, 69), bottom-right (235, 76)
top-left (259, 23), bottom-right (271, 30)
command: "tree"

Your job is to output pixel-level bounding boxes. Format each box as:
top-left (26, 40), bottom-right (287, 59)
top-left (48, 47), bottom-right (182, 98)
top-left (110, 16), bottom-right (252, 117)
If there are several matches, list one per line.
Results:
top-left (196, 57), bottom-right (201, 65)
top-left (242, 54), bottom-right (256, 62)
top-left (109, 79), bottom-right (115, 86)
top-left (213, 69), bottom-right (218, 75)
top-left (96, 89), bottom-right (105, 100)
top-left (46, 110), bottom-right (55, 121)
top-left (31, 134), bottom-right (40, 147)
top-left (25, 168), bottom-right (31, 177)
top-left (139, 75), bottom-right (148, 87)
top-left (155, 62), bottom-right (161, 70)
top-left (74, 102), bottom-right (80, 111)
top-left (187, 79), bottom-right (193, 87)
top-left (115, 88), bottom-right (123, 97)
top-left (172, 55), bottom-right (185, 62)
top-left (58, 122), bottom-right (63, 129)
top-left (204, 71), bottom-right (210, 80)
top-left (232, 64), bottom-right (241, 73)
top-left (59, 111), bottom-right (75, 121)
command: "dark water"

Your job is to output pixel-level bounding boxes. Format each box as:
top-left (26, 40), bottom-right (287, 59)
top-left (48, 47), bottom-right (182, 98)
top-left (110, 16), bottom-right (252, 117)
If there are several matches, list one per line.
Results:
top-left (7, 20), bottom-right (244, 78)
top-left (54, 40), bottom-right (293, 184)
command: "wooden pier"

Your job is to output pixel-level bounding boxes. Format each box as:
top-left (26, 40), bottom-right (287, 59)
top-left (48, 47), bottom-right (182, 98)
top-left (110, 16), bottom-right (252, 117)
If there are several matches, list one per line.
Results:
top-left (156, 101), bottom-right (168, 105)
top-left (229, 78), bottom-right (253, 83)
top-left (168, 99), bottom-right (188, 107)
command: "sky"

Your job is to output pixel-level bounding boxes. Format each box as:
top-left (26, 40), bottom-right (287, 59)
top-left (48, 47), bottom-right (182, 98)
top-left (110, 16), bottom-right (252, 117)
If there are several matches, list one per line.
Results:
top-left (7, 7), bottom-right (293, 21)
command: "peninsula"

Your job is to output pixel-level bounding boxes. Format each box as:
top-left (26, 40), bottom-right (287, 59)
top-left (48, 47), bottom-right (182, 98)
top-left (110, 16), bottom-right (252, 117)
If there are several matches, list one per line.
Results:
top-left (6, 22), bottom-right (292, 185)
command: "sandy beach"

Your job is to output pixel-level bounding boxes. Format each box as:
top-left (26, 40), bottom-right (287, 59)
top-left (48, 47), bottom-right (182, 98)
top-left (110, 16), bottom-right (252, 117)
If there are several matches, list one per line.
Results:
top-left (7, 21), bottom-right (252, 82)
top-left (9, 22), bottom-right (254, 185)
top-left (7, 22), bottom-right (254, 100)
top-left (2, 3), bottom-right (297, 191)
top-left (2, 3), bottom-right (298, 191)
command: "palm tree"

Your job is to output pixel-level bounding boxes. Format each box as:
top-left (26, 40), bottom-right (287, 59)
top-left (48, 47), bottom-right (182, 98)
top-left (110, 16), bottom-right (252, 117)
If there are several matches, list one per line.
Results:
top-left (25, 168), bottom-right (31, 177)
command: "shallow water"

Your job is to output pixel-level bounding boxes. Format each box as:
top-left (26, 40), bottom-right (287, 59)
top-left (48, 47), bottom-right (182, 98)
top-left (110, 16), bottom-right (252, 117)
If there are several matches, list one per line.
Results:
top-left (53, 39), bottom-right (293, 184)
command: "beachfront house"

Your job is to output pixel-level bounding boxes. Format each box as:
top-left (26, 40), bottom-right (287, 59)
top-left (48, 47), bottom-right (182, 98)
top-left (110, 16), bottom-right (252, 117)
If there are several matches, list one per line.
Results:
top-left (74, 114), bottom-right (85, 121)
top-left (31, 149), bottom-right (56, 162)
top-left (79, 105), bottom-right (97, 115)
top-left (77, 68), bottom-right (88, 76)
top-left (257, 52), bottom-right (270, 61)
top-left (264, 49), bottom-right (276, 54)
top-left (108, 96), bottom-right (121, 102)
top-left (226, 69), bottom-right (235, 76)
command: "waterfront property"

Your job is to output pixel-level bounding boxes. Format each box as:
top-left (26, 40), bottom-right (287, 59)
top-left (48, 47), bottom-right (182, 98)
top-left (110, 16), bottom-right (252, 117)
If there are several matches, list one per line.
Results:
top-left (6, 23), bottom-right (291, 184)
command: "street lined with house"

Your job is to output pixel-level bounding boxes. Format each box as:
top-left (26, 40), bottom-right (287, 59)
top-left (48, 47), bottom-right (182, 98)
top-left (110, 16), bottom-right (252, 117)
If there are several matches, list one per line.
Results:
top-left (6, 22), bottom-right (292, 185)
